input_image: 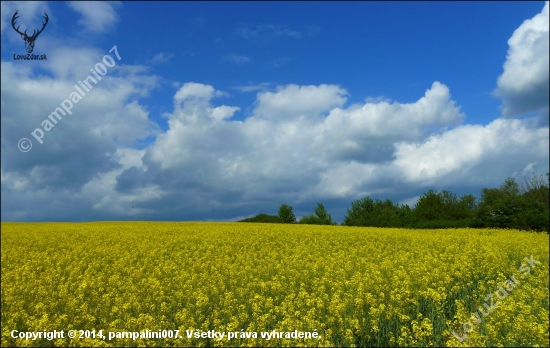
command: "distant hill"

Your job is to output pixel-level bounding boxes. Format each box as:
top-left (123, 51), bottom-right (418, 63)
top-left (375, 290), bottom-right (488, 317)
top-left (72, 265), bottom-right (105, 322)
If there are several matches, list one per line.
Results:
top-left (239, 213), bottom-right (280, 223)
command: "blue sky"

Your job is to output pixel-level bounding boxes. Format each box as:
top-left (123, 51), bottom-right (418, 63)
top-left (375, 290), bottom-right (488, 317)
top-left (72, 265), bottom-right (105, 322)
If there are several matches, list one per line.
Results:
top-left (1, 1), bottom-right (548, 223)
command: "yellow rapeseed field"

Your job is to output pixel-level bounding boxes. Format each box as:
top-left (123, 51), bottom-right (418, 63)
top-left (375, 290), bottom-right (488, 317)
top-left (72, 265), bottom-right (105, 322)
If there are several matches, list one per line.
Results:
top-left (1, 222), bottom-right (548, 347)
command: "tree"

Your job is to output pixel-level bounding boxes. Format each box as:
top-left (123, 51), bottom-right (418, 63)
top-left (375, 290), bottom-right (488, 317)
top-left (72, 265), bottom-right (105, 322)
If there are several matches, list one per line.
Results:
top-left (343, 197), bottom-right (375, 226)
top-left (510, 195), bottom-right (548, 232)
top-left (398, 204), bottom-right (414, 228)
top-left (474, 176), bottom-right (549, 231)
top-left (371, 199), bottom-right (400, 227)
top-left (343, 197), bottom-right (406, 227)
top-left (474, 187), bottom-right (507, 228)
top-left (314, 203), bottom-right (333, 225)
top-left (517, 172), bottom-right (549, 232)
top-left (412, 189), bottom-right (474, 228)
top-left (413, 190), bottom-right (444, 221)
top-left (298, 203), bottom-right (335, 225)
top-left (458, 194), bottom-right (477, 212)
top-left (500, 177), bottom-right (520, 196)
top-left (278, 204), bottom-right (296, 224)
top-left (520, 172), bottom-right (549, 206)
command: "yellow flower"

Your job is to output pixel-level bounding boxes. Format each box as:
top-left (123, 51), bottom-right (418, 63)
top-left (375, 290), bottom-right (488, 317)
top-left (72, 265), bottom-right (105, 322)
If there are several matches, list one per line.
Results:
top-left (1, 222), bottom-right (547, 347)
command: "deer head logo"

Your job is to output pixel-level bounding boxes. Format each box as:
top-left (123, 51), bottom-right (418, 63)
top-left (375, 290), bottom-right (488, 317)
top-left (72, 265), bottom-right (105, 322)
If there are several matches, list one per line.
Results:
top-left (11, 10), bottom-right (49, 54)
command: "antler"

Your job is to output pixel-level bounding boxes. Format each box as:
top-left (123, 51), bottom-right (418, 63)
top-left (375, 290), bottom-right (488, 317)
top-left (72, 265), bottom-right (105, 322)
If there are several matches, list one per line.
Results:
top-left (11, 10), bottom-right (25, 37)
top-left (34, 12), bottom-right (49, 38)
top-left (11, 11), bottom-right (49, 39)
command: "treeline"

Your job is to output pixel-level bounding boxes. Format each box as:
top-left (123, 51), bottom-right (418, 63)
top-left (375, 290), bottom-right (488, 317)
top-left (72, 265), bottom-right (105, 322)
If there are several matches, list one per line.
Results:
top-left (240, 203), bottom-right (338, 225)
top-left (240, 173), bottom-right (549, 232)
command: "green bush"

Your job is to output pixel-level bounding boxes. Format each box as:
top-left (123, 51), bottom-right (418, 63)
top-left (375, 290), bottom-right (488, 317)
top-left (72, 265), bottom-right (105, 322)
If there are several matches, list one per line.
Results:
top-left (239, 213), bottom-right (280, 223)
top-left (298, 203), bottom-right (336, 225)
top-left (298, 214), bottom-right (321, 224)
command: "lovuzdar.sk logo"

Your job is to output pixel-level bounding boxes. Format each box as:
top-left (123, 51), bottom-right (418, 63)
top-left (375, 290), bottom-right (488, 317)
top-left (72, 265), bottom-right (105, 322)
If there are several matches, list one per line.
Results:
top-left (12, 10), bottom-right (48, 60)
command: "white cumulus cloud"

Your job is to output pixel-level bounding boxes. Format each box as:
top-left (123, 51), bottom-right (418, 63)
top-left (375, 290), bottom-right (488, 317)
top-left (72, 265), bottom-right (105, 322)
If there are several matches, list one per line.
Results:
top-left (254, 84), bottom-right (348, 119)
top-left (494, 1), bottom-right (549, 118)
top-left (68, 1), bottom-right (120, 33)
